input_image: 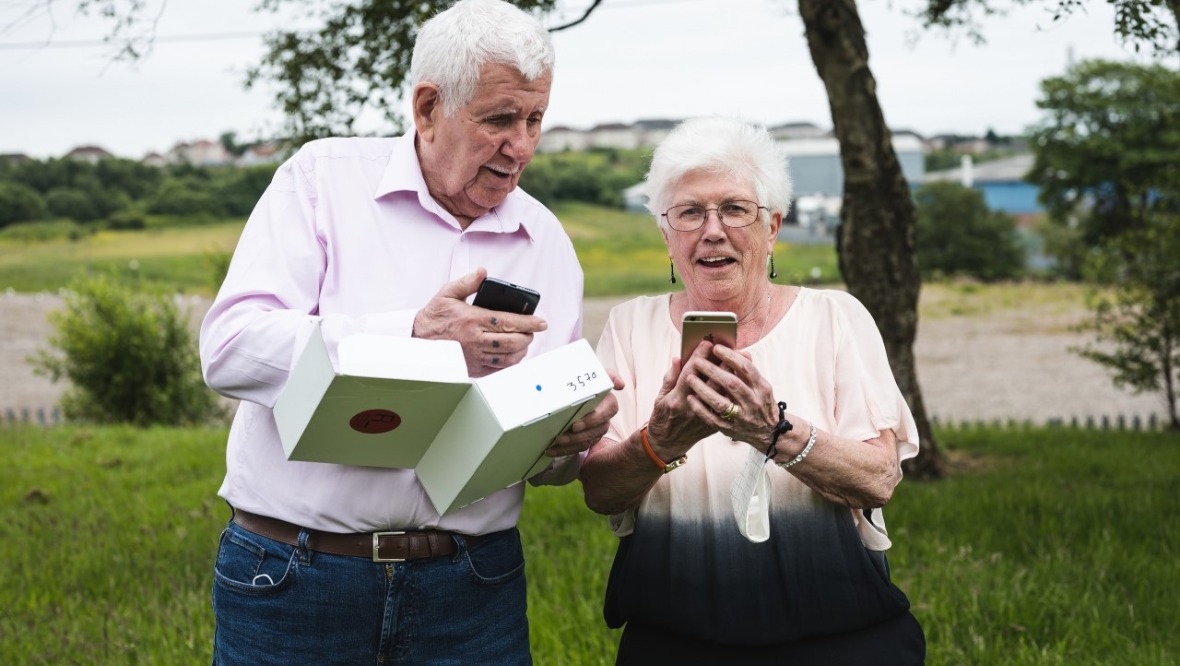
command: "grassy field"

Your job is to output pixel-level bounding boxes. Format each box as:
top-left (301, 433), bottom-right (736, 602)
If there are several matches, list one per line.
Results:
top-left (1, 424), bottom-right (1177, 664)
top-left (0, 223), bottom-right (244, 295)
top-left (0, 204), bottom-right (841, 297)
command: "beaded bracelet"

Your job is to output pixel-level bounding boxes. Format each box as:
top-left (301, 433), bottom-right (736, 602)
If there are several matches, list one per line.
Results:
top-left (777, 421), bottom-right (818, 470)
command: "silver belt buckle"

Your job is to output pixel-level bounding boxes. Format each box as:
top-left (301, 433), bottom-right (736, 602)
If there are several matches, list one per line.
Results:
top-left (372, 531), bottom-right (406, 562)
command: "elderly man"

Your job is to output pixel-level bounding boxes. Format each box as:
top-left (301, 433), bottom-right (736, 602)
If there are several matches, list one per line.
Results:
top-left (199, 1), bottom-right (618, 663)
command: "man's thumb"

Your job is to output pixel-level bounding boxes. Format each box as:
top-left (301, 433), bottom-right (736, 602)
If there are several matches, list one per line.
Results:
top-left (438, 267), bottom-right (488, 301)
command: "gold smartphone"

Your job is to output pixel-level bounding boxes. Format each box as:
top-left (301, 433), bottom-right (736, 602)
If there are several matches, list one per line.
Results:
top-left (680, 311), bottom-right (738, 366)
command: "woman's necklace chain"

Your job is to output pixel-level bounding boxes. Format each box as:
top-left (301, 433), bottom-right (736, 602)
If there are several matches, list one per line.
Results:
top-left (757, 289), bottom-right (773, 342)
top-left (740, 289), bottom-right (774, 345)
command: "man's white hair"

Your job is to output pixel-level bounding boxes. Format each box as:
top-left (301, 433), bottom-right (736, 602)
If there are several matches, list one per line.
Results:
top-left (643, 117), bottom-right (794, 231)
top-left (411, 0), bottom-right (555, 116)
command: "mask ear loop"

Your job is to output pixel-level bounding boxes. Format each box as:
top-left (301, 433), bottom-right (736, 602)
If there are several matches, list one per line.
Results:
top-left (763, 401), bottom-right (793, 461)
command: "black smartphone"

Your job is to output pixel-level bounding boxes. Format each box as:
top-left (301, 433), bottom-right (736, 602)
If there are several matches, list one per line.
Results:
top-left (472, 277), bottom-right (541, 315)
top-left (680, 311), bottom-right (738, 366)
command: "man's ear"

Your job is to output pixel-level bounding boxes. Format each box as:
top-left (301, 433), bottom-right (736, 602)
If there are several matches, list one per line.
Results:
top-left (412, 83), bottom-right (442, 141)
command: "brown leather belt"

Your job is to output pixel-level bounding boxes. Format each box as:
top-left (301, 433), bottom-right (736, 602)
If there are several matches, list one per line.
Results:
top-left (232, 509), bottom-right (484, 562)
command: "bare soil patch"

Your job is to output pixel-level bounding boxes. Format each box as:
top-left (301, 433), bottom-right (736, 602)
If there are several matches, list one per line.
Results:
top-left (1, 292), bottom-right (1165, 425)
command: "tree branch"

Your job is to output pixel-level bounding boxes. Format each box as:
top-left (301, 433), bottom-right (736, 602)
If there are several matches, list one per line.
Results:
top-left (548, 0), bottom-right (602, 32)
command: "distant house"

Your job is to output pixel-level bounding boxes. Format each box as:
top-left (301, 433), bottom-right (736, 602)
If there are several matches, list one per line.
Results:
top-left (0, 153), bottom-right (32, 166)
top-left (538, 118), bottom-right (680, 153)
top-left (631, 118), bottom-right (678, 149)
top-left (141, 152), bottom-right (168, 168)
top-left (586, 122), bottom-right (641, 150)
top-left (64, 145), bottom-right (115, 164)
top-left (168, 139), bottom-right (233, 166)
top-left (538, 126), bottom-right (590, 152)
top-left (768, 122), bottom-right (826, 141)
top-left (238, 140), bottom-right (287, 166)
top-left (922, 153), bottom-right (1041, 215)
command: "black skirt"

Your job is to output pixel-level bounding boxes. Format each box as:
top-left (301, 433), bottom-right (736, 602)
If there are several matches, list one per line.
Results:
top-left (615, 608), bottom-right (925, 666)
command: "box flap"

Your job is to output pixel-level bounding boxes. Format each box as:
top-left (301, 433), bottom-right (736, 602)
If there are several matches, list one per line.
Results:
top-left (472, 339), bottom-right (611, 428)
top-left (274, 330), bottom-right (471, 468)
top-left (339, 334), bottom-right (466, 381)
top-left (417, 339), bottom-right (612, 514)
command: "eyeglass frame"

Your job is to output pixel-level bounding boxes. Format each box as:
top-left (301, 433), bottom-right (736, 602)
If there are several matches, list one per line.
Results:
top-left (660, 199), bottom-right (770, 232)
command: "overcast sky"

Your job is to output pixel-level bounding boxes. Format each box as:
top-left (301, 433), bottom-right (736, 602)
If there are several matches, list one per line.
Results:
top-left (0, 0), bottom-right (1156, 160)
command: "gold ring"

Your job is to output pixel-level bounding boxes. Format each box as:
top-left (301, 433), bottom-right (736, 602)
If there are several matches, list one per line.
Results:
top-left (720, 403), bottom-right (739, 421)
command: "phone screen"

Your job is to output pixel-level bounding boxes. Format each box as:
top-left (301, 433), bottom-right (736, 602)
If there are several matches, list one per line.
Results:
top-left (680, 311), bottom-right (738, 366)
top-left (472, 277), bottom-right (541, 315)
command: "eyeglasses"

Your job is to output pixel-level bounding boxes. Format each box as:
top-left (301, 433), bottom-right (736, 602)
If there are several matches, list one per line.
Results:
top-left (662, 199), bottom-right (768, 232)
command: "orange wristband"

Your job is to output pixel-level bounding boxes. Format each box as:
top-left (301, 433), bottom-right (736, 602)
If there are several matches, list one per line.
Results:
top-left (640, 425), bottom-right (687, 474)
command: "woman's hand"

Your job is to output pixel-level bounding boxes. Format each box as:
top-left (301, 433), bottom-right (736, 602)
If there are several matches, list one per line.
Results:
top-left (678, 342), bottom-right (780, 452)
top-left (644, 353), bottom-right (717, 462)
top-left (580, 354), bottom-right (717, 516)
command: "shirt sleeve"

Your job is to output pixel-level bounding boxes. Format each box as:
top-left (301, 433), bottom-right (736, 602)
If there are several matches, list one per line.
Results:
top-left (826, 291), bottom-right (920, 551)
top-left (828, 291), bottom-right (920, 462)
top-left (198, 150), bottom-right (418, 408)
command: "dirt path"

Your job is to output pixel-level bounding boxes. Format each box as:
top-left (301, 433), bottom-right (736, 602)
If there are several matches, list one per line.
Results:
top-left (1, 292), bottom-right (1165, 425)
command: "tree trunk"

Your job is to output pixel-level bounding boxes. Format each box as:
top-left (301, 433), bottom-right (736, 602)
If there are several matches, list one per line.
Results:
top-left (798, 0), bottom-right (944, 479)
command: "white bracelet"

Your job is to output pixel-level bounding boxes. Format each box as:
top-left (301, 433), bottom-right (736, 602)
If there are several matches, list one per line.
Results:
top-left (777, 421), bottom-right (817, 469)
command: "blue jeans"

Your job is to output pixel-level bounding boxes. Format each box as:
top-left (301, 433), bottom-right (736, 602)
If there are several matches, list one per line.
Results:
top-left (211, 520), bottom-right (530, 665)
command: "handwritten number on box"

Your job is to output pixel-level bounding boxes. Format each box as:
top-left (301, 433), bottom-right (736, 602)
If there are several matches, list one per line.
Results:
top-left (566, 371), bottom-right (599, 392)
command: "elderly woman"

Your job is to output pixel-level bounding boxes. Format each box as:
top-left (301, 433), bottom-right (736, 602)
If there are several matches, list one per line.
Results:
top-left (580, 117), bottom-right (925, 664)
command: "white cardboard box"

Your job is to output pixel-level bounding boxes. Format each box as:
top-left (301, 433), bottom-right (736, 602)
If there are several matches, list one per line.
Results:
top-left (273, 326), bottom-right (612, 514)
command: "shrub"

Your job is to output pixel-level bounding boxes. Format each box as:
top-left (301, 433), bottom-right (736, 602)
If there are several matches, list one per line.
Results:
top-left (28, 273), bottom-right (223, 426)
top-left (105, 208), bottom-right (148, 230)
top-left (915, 181), bottom-right (1025, 281)
top-left (0, 181), bottom-right (48, 227)
top-left (45, 187), bottom-right (102, 223)
top-left (148, 178), bottom-right (219, 216)
top-left (1073, 215), bottom-right (1180, 430)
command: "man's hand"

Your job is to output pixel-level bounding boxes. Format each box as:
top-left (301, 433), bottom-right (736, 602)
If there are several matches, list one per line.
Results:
top-left (412, 268), bottom-right (547, 377)
top-left (546, 371), bottom-right (625, 457)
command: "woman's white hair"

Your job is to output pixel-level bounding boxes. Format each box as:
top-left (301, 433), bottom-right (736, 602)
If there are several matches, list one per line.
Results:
top-left (411, 0), bottom-right (555, 117)
top-left (642, 116), bottom-right (793, 231)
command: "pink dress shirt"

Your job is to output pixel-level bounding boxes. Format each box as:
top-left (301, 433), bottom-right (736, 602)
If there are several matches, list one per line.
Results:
top-left (199, 132), bottom-right (584, 535)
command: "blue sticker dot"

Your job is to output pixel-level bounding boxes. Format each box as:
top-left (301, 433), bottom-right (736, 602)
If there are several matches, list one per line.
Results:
top-left (535, 384), bottom-right (542, 392)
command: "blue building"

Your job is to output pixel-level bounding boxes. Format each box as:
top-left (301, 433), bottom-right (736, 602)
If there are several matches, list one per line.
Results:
top-left (922, 154), bottom-right (1041, 215)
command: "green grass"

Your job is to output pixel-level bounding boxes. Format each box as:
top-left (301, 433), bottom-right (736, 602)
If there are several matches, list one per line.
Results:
top-left (0, 223), bottom-right (244, 295)
top-left (919, 279), bottom-right (1090, 320)
top-left (2, 424), bottom-right (1177, 664)
top-left (0, 204), bottom-right (841, 298)
top-left (892, 427), bottom-right (1180, 665)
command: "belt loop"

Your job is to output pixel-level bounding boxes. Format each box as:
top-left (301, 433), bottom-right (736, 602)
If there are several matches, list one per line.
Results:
top-left (450, 533), bottom-right (468, 562)
top-left (296, 528), bottom-right (312, 565)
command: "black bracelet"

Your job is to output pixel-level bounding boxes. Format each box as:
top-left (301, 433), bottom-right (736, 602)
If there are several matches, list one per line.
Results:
top-left (763, 401), bottom-right (794, 461)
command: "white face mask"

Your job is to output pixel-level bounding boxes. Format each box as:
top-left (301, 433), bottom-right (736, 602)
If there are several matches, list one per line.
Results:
top-left (730, 448), bottom-right (772, 543)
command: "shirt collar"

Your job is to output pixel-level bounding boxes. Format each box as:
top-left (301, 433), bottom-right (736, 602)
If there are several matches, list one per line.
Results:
top-left (373, 130), bottom-right (533, 240)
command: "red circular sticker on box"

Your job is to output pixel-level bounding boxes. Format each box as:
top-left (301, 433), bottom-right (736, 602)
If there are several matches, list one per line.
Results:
top-left (349, 409), bottom-right (402, 434)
